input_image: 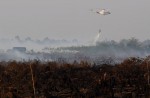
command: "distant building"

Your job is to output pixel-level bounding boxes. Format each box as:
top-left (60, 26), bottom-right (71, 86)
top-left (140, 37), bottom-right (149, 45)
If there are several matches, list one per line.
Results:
top-left (13, 47), bottom-right (26, 52)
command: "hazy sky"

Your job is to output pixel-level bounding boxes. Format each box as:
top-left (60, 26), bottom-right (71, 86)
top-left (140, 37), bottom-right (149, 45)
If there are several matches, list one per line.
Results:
top-left (0, 0), bottom-right (150, 42)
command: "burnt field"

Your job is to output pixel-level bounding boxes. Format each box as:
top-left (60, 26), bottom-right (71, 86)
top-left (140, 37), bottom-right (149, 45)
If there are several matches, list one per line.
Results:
top-left (0, 57), bottom-right (150, 98)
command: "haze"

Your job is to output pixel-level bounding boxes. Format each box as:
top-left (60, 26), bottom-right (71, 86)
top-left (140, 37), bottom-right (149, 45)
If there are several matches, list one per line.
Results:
top-left (0, 0), bottom-right (150, 42)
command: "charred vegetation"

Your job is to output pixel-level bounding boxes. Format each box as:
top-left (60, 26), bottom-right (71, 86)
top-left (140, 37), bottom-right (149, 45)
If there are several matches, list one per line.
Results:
top-left (0, 57), bottom-right (150, 98)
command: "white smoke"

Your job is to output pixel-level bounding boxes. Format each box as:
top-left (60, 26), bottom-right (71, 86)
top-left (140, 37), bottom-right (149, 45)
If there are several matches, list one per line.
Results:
top-left (94, 29), bottom-right (101, 45)
top-left (1, 36), bottom-right (150, 64)
top-left (52, 38), bottom-right (150, 64)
